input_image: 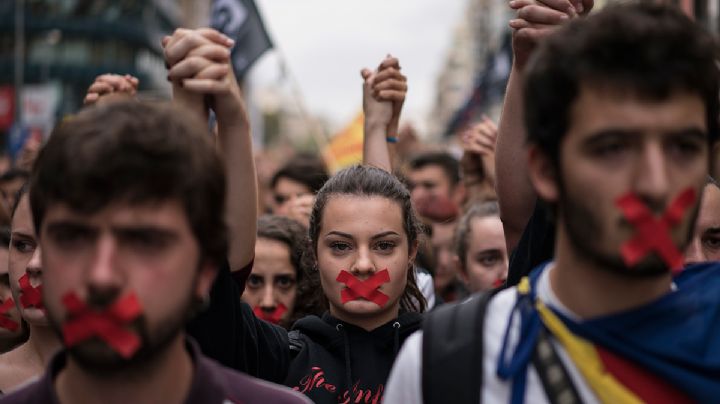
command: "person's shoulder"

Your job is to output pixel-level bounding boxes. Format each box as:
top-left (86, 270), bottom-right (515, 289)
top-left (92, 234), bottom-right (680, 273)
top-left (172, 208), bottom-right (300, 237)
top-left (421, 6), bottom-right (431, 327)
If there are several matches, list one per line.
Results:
top-left (485, 287), bottom-right (519, 335)
top-left (202, 355), bottom-right (311, 403)
top-left (0, 377), bottom-right (47, 403)
top-left (0, 347), bottom-right (40, 394)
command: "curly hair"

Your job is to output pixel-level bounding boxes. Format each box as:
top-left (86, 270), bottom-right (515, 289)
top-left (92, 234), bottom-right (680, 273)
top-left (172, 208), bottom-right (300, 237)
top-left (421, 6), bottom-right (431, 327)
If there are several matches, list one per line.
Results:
top-left (524, 2), bottom-right (720, 168)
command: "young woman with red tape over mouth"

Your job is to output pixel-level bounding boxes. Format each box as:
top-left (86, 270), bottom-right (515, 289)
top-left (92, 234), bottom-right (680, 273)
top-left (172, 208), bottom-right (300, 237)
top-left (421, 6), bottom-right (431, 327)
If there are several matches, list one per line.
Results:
top-left (0, 225), bottom-right (26, 355)
top-left (0, 188), bottom-right (61, 394)
top-left (203, 165), bottom-right (426, 404)
top-left (242, 215), bottom-right (319, 329)
top-left (187, 56), bottom-right (429, 404)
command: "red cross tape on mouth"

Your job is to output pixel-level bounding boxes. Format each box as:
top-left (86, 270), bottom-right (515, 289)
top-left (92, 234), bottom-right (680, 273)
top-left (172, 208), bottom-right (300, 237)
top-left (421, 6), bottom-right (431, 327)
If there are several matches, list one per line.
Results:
top-left (0, 298), bottom-right (20, 332)
top-left (616, 188), bottom-right (696, 273)
top-left (336, 269), bottom-right (391, 307)
top-left (253, 303), bottom-right (288, 324)
top-left (19, 273), bottom-right (43, 309)
top-left (62, 292), bottom-right (143, 359)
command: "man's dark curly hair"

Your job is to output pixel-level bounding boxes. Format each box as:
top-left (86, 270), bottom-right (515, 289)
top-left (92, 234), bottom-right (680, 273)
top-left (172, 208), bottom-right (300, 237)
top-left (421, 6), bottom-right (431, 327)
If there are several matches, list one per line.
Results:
top-left (524, 1), bottom-right (720, 167)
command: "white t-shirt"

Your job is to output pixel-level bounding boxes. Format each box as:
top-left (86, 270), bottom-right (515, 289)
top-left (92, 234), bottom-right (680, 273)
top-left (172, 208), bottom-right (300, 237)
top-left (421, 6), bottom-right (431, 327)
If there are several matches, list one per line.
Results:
top-left (384, 264), bottom-right (600, 404)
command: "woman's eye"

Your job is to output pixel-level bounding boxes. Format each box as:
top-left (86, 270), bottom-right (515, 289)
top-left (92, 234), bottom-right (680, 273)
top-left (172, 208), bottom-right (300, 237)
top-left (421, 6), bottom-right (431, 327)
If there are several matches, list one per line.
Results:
top-left (476, 251), bottom-right (502, 267)
top-left (275, 276), bottom-right (296, 290)
top-left (375, 241), bottom-right (396, 252)
top-left (247, 275), bottom-right (263, 288)
top-left (330, 242), bottom-right (351, 252)
top-left (12, 239), bottom-right (35, 254)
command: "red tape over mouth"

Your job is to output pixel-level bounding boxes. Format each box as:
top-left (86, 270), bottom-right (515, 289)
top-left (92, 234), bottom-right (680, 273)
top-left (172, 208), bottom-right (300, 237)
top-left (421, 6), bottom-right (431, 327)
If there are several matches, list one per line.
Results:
top-left (616, 188), bottom-right (696, 274)
top-left (62, 292), bottom-right (143, 359)
top-left (253, 303), bottom-right (288, 324)
top-left (336, 269), bottom-right (391, 307)
top-left (0, 298), bottom-right (20, 332)
top-left (18, 273), bottom-right (43, 309)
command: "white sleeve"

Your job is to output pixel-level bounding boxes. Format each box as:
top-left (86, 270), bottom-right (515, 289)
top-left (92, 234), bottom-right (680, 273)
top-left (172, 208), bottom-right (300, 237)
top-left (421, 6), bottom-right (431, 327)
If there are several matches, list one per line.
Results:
top-left (383, 330), bottom-right (424, 404)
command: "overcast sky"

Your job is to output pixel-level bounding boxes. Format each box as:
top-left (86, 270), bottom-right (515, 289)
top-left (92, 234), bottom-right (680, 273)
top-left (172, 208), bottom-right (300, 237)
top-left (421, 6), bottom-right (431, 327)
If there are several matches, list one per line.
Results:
top-left (249, 0), bottom-right (469, 133)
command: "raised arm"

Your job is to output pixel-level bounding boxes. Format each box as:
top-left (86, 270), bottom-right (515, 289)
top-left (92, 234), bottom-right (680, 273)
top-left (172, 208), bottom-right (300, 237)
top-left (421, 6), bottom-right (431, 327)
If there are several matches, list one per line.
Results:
top-left (362, 56), bottom-right (407, 172)
top-left (166, 28), bottom-right (291, 382)
top-left (163, 28), bottom-right (256, 271)
top-left (461, 116), bottom-right (499, 205)
top-left (495, 0), bottom-right (592, 251)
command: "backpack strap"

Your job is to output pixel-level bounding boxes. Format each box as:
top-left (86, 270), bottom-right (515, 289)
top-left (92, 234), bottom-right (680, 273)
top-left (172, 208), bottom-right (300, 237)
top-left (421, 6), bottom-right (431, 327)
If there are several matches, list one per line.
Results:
top-left (531, 328), bottom-right (583, 404)
top-left (422, 290), bottom-right (498, 404)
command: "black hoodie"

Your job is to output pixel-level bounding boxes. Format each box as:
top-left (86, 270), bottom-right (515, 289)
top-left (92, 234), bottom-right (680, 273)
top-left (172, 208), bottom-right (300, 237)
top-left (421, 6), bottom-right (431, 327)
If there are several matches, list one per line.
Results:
top-left (287, 311), bottom-right (422, 403)
top-left (187, 261), bottom-right (423, 404)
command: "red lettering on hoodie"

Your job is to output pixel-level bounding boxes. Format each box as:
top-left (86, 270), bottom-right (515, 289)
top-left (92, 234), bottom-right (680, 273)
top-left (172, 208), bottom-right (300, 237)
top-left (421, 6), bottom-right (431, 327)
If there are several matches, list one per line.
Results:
top-left (293, 367), bottom-right (384, 403)
top-left (294, 367), bottom-right (337, 394)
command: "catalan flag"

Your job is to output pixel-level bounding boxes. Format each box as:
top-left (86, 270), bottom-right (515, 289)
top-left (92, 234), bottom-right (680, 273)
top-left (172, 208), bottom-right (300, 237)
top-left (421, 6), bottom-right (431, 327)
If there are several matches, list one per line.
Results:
top-left (498, 263), bottom-right (720, 403)
top-left (323, 111), bottom-right (364, 174)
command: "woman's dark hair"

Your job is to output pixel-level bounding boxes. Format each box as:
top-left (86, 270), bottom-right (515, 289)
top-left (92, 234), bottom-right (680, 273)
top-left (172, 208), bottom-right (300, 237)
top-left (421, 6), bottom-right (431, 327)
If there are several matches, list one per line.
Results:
top-left (10, 183), bottom-right (29, 220)
top-left (256, 214), bottom-right (327, 327)
top-left (308, 165), bottom-right (427, 313)
top-left (257, 215), bottom-right (307, 279)
top-left (453, 201), bottom-right (500, 271)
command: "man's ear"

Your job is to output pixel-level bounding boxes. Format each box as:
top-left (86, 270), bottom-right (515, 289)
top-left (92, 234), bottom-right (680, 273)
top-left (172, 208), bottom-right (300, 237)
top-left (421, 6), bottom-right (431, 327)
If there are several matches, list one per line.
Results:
top-left (527, 145), bottom-right (559, 203)
top-left (452, 182), bottom-right (467, 209)
top-left (195, 260), bottom-right (219, 300)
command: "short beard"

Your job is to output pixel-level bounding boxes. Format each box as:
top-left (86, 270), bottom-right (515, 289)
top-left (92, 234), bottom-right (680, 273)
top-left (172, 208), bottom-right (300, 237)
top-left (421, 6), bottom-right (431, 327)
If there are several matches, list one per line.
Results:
top-left (559, 182), bottom-right (698, 279)
top-left (47, 279), bottom-right (201, 375)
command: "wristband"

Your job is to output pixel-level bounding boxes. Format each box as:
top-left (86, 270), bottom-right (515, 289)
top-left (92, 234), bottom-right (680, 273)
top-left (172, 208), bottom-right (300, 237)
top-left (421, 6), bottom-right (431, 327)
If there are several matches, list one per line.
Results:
top-left (386, 136), bottom-right (398, 144)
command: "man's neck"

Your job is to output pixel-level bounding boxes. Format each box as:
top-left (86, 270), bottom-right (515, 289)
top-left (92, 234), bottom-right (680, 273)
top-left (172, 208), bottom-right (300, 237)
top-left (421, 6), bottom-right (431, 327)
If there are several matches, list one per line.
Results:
top-left (55, 334), bottom-right (193, 404)
top-left (550, 230), bottom-right (674, 319)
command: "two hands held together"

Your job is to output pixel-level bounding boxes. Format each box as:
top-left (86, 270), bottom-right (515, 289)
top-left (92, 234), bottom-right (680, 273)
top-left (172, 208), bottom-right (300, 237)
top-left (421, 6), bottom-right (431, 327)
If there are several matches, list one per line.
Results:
top-left (84, 28), bottom-right (245, 125)
top-left (361, 55), bottom-right (407, 142)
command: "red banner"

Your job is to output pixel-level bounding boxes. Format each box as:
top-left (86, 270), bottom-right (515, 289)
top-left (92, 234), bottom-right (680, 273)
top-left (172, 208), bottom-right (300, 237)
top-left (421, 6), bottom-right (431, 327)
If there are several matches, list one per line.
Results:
top-left (0, 86), bottom-right (14, 131)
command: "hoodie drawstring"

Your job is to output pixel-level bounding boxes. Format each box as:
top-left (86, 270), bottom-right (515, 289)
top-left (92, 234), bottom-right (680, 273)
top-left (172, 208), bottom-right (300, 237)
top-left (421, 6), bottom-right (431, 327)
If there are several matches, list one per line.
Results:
top-left (392, 321), bottom-right (401, 354)
top-left (336, 323), bottom-right (353, 396)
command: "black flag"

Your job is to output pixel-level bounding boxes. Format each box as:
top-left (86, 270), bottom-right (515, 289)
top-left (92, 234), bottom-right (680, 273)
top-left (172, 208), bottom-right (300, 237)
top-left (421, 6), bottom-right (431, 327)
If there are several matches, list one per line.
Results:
top-left (211, 0), bottom-right (273, 80)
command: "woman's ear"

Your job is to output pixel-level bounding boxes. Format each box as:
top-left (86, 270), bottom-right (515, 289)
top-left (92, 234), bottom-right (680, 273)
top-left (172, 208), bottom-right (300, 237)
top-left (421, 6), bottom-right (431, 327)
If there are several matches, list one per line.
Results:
top-left (409, 239), bottom-right (419, 265)
top-left (453, 255), bottom-right (469, 286)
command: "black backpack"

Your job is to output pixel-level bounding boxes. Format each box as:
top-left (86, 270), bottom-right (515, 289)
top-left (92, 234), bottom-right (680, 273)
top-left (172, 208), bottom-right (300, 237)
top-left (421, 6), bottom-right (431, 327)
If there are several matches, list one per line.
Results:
top-left (421, 290), bottom-right (582, 404)
top-left (422, 291), bottom-right (497, 404)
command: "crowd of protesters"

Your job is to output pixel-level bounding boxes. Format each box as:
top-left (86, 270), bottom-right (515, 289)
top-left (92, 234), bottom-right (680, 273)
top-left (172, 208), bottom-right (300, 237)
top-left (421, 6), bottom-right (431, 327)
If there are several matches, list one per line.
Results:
top-left (0, 0), bottom-right (718, 403)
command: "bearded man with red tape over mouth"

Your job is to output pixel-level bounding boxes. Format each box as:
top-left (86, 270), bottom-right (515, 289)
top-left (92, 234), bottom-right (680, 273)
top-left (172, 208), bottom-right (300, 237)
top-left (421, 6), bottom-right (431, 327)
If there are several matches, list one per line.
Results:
top-left (0, 27), bottom-right (309, 404)
top-left (386, 2), bottom-right (720, 403)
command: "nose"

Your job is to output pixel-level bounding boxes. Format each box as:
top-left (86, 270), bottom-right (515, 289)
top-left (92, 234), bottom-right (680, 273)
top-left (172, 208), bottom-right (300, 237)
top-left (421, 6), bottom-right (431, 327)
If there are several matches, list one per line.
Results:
top-left (26, 246), bottom-right (42, 276)
top-left (26, 245), bottom-right (43, 288)
top-left (684, 236), bottom-right (704, 267)
top-left (87, 234), bottom-right (122, 297)
top-left (259, 284), bottom-right (276, 310)
top-left (635, 142), bottom-right (670, 210)
top-left (350, 246), bottom-right (376, 276)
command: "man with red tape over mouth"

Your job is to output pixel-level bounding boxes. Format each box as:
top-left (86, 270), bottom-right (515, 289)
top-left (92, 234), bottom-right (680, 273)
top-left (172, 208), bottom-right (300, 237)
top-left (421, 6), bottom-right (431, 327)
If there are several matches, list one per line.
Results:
top-left (0, 28), bottom-right (308, 404)
top-left (387, 2), bottom-right (720, 403)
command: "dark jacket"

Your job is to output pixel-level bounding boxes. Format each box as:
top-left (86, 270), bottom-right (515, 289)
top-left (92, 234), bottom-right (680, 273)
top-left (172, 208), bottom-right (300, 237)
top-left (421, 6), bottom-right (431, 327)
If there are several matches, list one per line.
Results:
top-left (187, 262), bottom-right (423, 404)
top-left (0, 339), bottom-right (310, 404)
top-left (286, 311), bottom-right (422, 403)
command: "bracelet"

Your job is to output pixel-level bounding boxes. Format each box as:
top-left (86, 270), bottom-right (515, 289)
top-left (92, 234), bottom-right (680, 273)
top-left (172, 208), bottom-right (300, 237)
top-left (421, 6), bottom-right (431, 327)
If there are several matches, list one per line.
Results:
top-left (386, 136), bottom-right (398, 144)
